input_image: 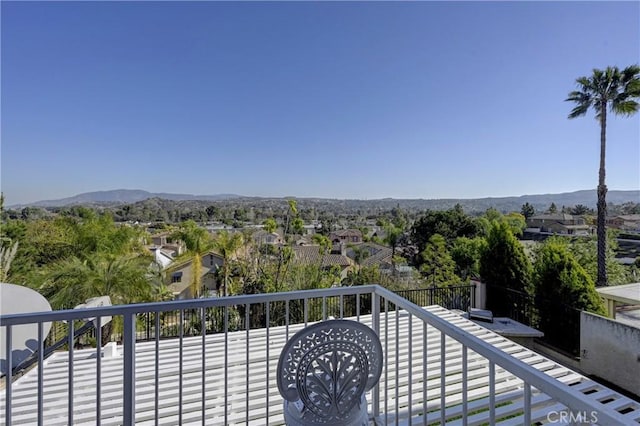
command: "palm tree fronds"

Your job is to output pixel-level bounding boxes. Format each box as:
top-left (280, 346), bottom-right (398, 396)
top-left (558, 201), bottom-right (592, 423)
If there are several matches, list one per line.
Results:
top-left (612, 100), bottom-right (639, 116)
top-left (567, 103), bottom-right (590, 119)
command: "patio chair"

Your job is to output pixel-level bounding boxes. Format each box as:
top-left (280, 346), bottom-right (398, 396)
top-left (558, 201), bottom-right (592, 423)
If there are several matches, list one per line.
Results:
top-left (277, 319), bottom-right (383, 426)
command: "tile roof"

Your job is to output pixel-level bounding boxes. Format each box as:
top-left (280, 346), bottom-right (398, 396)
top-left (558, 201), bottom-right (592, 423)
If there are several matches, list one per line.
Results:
top-left (347, 242), bottom-right (393, 267)
top-left (292, 245), bottom-right (353, 268)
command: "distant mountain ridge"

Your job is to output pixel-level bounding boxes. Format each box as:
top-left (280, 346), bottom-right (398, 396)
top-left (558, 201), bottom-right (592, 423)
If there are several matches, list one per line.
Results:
top-left (11, 188), bottom-right (639, 213)
top-left (18, 189), bottom-right (242, 208)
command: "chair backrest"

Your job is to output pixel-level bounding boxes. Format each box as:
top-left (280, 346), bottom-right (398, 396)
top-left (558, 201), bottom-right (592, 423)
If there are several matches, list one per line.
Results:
top-left (277, 319), bottom-right (383, 423)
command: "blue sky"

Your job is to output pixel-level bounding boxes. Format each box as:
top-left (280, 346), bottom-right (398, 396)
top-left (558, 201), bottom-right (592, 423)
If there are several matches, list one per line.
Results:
top-left (2, 1), bottom-right (639, 206)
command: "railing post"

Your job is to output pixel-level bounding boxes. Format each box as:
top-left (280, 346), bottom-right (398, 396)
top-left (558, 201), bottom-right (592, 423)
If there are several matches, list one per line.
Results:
top-left (5, 325), bottom-right (12, 426)
top-left (471, 283), bottom-right (476, 309)
top-left (371, 289), bottom-right (381, 418)
top-left (123, 313), bottom-right (136, 425)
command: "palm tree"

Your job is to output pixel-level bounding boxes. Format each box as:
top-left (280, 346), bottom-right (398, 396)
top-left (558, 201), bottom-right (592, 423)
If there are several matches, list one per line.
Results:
top-left (566, 65), bottom-right (640, 286)
top-left (42, 254), bottom-right (152, 309)
top-left (383, 222), bottom-right (403, 276)
top-left (0, 241), bottom-right (19, 282)
top-left (312, 234), bottom-right (332, 283)
top-left (212, 230), bottom-right (243, 296)
top-left (171, 220), bottom-right (214, 298)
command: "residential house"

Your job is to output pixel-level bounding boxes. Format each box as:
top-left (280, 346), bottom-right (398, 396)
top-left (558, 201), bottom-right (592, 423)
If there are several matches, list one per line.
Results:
top-left (348, 242), bottom-right (393, 269)
top-left (526, 213), bottom-right (592, 235)
top-left (329, 229), bottom-right (363, 245)
top-left (150, 247), bottom-right (175, 269)
top-left (166, 251), bottom-right (224, 299)
top-left (149, 232), bottom-right (185, 257)
top-left (607, 214), bottom-right (640, 233)
top-left (252, 230), bottom-right (284, 246)
top-left (347, 242), bottom-right (417, 279)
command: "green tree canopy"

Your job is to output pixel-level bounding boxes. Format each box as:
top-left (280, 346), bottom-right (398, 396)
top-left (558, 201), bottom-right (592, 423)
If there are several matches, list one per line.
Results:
top-left (419, 234), bottom-right (460, 287)
top-left (41, 253), bottom-right (152, 309)
top-left (213, 230), bottom-right (244, 296)
top-left (263, 217), bottom-right (277, 234)
top-left (568, 232), bottom-right (631, 285)
top-left (451, 236), bottom-right (486, 281)
top-left (411, 205), bottom-right (480, 255)
top-left (533, 238), bottom-right (606, 346)
top-left (479, 221), bottom-right (532, 315)
top-left (520, 202), bottom-right (535, 219)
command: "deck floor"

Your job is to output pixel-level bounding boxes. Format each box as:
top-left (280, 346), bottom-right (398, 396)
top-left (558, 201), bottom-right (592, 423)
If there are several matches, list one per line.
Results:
top-left (2, 306), bottom-right (639, 425)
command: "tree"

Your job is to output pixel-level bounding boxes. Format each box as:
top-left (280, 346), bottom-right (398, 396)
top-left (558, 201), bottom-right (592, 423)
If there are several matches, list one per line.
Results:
top-left (342, 264), bottom-right (393, 288)
top-left (411, 205), bottom-right (480, 255)
top-left (146, 262), bottom-right (174, 302)
top-left (212, 230), bottom-right (244, 297)
top-left (349, 244), bottom-right (370, 271)
top-left (503, 212), bottom-right (527, 237)
top-left (311, 234), bottom-right (331, 282)
top-left (383, 222), bottom-right (403, 275)
top-left (547, 203), bottom-right (558, 214)
top-left (263, 217), bottom-right (277, 234)
top-left (479, 221), bottom-right (532, 315)
top-left (570, 204), bottom-right (591, 216)
top-left (533, 238), bottom-right (606, 349)
top-left (41, 253), bottom-right (152, 309)
top-left (566, 65), bottom-right (640, 286)
top-left (0, 241), bottom-right (19, 282)
top-left (283, 199), bottom-right (298, 239)
top-left (520, 202), bottom-right (535, 219)
top-left (291, 217), bottom-right (305, 236)
top-left (451, 237), bottom-right (485, 281)
top-left (171, 220), bottom-right (215, 298)
top-left (569, 231), bottom-right (631, 285)
top-left (419, 234), bottom-right (460, 287)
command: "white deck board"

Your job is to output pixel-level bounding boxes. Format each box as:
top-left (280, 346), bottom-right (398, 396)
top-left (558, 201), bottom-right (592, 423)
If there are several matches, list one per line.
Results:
top-left (2, 305), bottom-right (639, 425)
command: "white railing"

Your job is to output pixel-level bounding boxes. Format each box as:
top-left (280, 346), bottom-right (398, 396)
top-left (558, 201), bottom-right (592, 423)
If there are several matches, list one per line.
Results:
top-left (1, 285), bottom-right (637, 425)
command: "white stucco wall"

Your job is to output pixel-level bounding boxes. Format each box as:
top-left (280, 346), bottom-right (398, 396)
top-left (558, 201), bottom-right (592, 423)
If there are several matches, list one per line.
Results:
top-left (580, 312), bottom-right (640, 396)
top-left (471, 279), bottom-right (486, 310)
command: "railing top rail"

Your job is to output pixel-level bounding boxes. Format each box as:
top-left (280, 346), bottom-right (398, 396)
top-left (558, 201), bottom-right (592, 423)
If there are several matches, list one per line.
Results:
top-left (396, 284), bottom-right (474, 291)
top-left (0, 285), bottom-right (380, 325)
top-left (371, 286), bottom-right (631, 425)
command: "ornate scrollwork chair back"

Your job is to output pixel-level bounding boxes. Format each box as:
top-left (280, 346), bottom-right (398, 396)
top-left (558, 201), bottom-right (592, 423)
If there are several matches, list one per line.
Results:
top-left (277, 319), bottom-right (383, 426)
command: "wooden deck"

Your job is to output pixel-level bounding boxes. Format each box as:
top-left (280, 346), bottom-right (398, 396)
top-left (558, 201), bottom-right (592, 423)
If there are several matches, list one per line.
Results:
top-left (3, 306), bottom-right (639, 425)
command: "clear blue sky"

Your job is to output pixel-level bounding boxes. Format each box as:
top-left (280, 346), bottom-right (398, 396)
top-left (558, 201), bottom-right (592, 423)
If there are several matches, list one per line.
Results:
top-left (2, 1), bottom-right (639, 206)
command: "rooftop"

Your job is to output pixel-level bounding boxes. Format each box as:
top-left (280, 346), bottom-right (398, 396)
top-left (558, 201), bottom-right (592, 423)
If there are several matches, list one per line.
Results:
top-left (596, 282), bottom-right (640, 305)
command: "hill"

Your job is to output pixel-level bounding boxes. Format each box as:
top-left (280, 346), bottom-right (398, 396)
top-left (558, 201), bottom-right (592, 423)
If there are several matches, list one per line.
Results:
top-left (18, 189), bottom-right (241, 208)
top-left (10, 189), bottom-right (639, 215)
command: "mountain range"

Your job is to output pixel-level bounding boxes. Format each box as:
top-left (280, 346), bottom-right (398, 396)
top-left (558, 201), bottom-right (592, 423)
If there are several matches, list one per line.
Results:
top-left (15, 190), bottom-right (242, 208)
top-left (10, 189), bottom-right (639, 213)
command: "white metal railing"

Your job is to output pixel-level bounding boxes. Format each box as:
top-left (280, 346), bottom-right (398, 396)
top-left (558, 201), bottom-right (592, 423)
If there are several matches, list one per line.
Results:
top-left (1, 284), bottom-right (638, 425)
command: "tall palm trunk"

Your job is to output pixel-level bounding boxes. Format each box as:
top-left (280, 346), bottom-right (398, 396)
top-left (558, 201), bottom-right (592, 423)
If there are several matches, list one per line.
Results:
top-left (191, 254), bottom-right (202, 298)
top-left (596, 102), bottom-right (607, 287)
top-left (223, 265), bottom-right (229, 297)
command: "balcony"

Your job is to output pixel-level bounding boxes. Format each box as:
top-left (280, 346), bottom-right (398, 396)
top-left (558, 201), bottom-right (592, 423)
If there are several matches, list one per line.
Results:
top-left (2, 285), bottom-right (639, 425)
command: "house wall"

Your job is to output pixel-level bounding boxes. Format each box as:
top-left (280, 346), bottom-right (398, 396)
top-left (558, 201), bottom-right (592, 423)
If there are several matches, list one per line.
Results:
top-left (544, 223), bottom-right (569, 234)
top-left (580, 312), bottom-right (640, 396)
top-left (152, 235), bottom-right (168, 246)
